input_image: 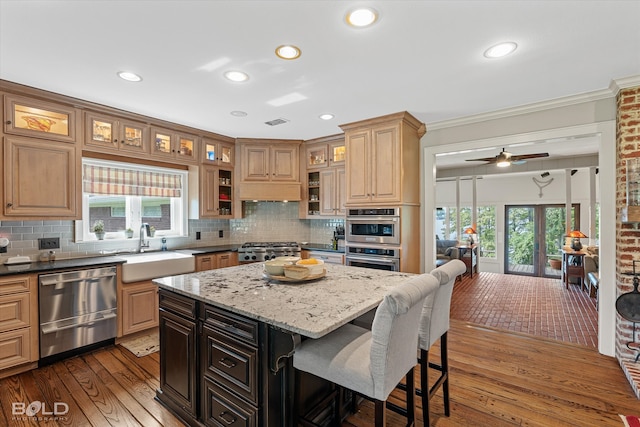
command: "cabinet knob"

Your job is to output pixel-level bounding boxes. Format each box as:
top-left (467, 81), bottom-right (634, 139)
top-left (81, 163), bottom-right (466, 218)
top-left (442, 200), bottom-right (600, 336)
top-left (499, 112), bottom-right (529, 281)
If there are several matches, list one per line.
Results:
top-left (5, 120), bottom-right (12, 125)
top-left (6, 202), bottom-right (12, 208)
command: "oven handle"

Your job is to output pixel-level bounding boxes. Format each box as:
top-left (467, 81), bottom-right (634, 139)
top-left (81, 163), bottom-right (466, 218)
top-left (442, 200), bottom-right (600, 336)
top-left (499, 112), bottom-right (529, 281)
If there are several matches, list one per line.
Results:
top-left (345, 255), bottom-right (399, 265)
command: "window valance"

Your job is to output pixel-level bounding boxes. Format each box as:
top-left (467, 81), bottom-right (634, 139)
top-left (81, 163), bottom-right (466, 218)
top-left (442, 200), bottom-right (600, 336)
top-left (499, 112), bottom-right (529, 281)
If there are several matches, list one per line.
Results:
top-left (83, 164), bottom-right (182, 197)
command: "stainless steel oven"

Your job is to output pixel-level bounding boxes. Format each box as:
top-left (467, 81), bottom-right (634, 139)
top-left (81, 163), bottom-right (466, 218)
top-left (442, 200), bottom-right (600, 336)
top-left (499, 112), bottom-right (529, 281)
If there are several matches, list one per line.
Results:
top-left (345, 208), bottom-right (400, 245)
top-left (345, 244), bottom-right (401, 271)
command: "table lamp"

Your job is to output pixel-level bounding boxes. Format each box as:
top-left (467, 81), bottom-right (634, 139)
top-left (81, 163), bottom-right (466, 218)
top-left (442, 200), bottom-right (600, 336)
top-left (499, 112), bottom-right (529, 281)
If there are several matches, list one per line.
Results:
top-left (464, 227), bottom-right (477, 245)
top-left (568, 230), bottom-right (587, 251)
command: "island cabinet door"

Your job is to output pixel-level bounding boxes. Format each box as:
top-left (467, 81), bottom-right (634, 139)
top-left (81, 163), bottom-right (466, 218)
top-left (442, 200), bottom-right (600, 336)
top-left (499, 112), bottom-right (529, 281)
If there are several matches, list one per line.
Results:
top-left (159, 308), bottom-right (198, 419)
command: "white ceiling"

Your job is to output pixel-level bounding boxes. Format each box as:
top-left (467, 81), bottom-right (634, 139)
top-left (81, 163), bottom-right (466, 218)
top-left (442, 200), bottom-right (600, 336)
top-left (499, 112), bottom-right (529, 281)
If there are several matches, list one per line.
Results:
top-left (1, 1), bottom-right (639, 153)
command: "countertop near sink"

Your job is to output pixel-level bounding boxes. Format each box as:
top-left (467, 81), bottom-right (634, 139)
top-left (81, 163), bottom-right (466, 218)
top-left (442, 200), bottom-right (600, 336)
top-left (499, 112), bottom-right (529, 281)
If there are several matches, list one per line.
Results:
top-left (178, 244), bottom-right (240, 255)
top-left (0, 256), bottom-right (125, 277)
top-left (300, 243), bottom-right (345, 253)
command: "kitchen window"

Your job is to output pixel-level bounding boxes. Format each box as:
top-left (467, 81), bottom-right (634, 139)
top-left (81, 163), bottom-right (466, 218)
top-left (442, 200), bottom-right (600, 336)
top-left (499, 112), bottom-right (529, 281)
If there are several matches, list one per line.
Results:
top-left (77, 159), bottom-right (188, 241)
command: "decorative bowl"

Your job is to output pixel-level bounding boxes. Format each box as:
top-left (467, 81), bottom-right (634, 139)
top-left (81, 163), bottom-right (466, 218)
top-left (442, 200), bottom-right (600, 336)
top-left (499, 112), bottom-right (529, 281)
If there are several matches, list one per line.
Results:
top-left (264, 260), bottom-right (294, 276)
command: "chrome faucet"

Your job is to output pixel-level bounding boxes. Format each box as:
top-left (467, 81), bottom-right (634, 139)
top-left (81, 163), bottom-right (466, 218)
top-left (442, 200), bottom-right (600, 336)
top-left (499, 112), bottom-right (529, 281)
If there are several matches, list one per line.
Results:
top-left (139, 223), bottom-right (150, 252)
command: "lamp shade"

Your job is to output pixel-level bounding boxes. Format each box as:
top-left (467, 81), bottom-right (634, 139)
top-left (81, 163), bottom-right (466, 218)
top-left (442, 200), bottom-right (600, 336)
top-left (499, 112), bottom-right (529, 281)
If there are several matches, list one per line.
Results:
top-left (568, 230), bottom-right (587, 238)
top-left (464, 227), bottom-right (477, 234)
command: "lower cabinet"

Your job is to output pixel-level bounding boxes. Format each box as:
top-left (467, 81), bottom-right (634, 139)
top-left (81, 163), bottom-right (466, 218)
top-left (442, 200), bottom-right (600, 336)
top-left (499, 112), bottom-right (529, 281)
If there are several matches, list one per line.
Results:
top-left (157, 289), bottom-right (341, 427)
top-left (158, 291), bottom-right (198, 423)
top-left (195, 252), bottom-right (239, 272)
top-left (0, 274), bottom-right (38, 378)
top-left (120, 281), bottom-right (159, 336)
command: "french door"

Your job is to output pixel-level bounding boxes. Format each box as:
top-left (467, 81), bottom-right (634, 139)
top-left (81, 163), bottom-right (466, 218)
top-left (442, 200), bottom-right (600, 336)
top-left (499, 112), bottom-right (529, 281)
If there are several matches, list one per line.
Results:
top-left (505, 204), bottom-right (579, 277)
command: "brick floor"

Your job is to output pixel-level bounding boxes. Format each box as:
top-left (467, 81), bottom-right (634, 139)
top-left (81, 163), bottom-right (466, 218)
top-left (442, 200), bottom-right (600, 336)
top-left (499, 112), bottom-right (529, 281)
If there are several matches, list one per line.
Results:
top-left (450, 272), bottom-right (598, 348)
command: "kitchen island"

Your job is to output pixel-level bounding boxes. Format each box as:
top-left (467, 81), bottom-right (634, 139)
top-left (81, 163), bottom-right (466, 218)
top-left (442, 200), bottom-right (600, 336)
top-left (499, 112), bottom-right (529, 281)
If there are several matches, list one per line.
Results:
top-left (153, 263), bottom-right (415, 427)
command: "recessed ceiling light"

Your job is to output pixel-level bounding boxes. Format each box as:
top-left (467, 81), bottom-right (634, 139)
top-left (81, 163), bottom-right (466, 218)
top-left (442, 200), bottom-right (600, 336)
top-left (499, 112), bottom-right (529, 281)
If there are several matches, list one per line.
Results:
top-left (346, 7), bottom-right (378, 28)
top-left (319, 113), bottom-right (334, 120)
top-left (117, 71), bottom-right (142, 82)
top-left (230, 110), bottom-right (247, 117)
top-left (484, 42), bottom-right (518, 58)
top-left (224, 70), bottom-right (249, 82)
top-left (275, 45), bottom-right (301, 60)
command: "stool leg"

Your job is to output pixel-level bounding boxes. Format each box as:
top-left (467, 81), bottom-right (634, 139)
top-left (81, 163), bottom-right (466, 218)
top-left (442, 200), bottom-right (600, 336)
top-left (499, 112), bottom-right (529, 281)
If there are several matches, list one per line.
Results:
top-left (420, 348), bottom-right (429, 426)
top-left (441, 332), bottom-right (450, 417)
top-left (374, 399), bottom-right (387, 427)
top-left (405, 367), bottom-right (415, 425)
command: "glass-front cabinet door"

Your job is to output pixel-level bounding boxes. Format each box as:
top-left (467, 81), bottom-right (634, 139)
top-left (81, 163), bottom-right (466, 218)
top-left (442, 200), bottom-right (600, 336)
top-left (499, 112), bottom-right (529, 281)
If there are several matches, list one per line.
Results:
top-left (151, 127), bottom-right (198, 164)
top-left (202, 138), bottom-right (234, 166)
top-left (4, 94), bottom-right (77, 143)
top-left (85, 112), bottom-right (148, 154)
top-left (307, 144), bottom-right (328, 168)
top-left (329, 140), bottom-right (346, 166)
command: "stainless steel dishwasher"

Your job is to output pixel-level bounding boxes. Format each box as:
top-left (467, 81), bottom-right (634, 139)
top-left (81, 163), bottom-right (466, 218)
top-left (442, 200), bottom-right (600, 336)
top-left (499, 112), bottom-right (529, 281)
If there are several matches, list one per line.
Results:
top-left (39, 266), bottom-right (117, 360)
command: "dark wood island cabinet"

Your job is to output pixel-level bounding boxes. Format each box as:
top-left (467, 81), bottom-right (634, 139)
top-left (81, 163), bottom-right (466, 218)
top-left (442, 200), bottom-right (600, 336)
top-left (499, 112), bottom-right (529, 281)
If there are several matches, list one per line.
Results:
top-left (154, 263), bottom-right (415, 427)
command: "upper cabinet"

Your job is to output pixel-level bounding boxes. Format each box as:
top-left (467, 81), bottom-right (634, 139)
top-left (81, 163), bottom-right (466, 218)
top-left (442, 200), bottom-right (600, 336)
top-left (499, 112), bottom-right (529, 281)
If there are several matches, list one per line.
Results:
top-left (305, 134), bottom-right (345, 169)
top-left (340, 112), bottom-right (425, 207)
top-left (3, 136), bottom-right (80, 218)
top-left (202, 137), bottom-right (235, 167)
top-left (240, 141), bottom-right (300, 182)
top-left (151, 127), bottom-right (198, 164)
top-left (84, 112), bottom-right (149, 155)
top-left (3, 94), bottom-right (79, 143)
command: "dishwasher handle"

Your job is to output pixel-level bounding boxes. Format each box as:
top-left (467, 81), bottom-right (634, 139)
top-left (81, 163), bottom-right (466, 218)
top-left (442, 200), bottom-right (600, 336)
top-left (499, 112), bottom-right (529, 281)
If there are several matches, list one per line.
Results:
top-left (39, 267), bottom-right (117, 286)
top-left (41, 311), bottom-right (117, 335)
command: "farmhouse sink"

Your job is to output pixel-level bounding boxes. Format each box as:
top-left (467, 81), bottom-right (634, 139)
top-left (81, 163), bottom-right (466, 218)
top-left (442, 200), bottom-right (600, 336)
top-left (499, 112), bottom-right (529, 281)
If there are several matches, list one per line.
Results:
top-left (121, 251), bottom-right (195, 283)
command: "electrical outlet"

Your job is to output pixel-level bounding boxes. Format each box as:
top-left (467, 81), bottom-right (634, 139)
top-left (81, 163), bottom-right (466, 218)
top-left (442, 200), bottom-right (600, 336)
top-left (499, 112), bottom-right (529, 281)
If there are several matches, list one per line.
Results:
top-left (196, 231), bottom-right (201, 240)
top-left (219, 230), bottom-right (223, 238)
top-left (38, 237), bottom-right (60, 250)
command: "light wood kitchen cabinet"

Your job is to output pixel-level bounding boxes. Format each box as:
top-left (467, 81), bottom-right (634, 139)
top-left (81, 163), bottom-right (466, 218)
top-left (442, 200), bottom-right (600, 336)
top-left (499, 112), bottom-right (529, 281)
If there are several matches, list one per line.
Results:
top-left (84, 111), bottom-right (149, 155)
top-left (200, 165), bottom-right (234, 218)
top-left (0, 274), bottom-right (38, 378)
top-left (3, 93), bottom-right (79, 143)
top-left (151, 126), bottom-right (198, 164)
top-left (195, 252), bottom-right (238, 271)
top-left (320, 168), bottom-right (346, 216)
top-left (340, 112), bottom-right (425, 206)
top-left (3, 136), bottom-right (80, 219)
top-left (305, 135), bottom-right (346, 169)
top-left (202, 137), bottom-right (235, 167)
top-left (240, 141), bottom-right (300, 182)
top-left (120, 281), bottom-right (159, 337)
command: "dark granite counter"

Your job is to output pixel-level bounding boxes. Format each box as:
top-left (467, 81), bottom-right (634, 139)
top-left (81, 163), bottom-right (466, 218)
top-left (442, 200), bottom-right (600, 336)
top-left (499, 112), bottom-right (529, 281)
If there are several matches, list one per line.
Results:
top-left (0, 256), bottom-right (125, 277)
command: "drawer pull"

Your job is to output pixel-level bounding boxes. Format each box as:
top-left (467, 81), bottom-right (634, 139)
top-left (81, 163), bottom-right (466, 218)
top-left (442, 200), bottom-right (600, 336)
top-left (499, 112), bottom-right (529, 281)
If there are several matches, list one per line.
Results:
top-left (218, 357), bottom-right (237, 369)
top-left (219, 411), bottom-right (236, 425)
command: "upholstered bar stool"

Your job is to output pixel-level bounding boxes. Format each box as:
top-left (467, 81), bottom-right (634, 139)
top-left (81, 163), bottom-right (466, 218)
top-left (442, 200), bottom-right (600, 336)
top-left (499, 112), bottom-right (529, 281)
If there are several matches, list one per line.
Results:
top-left (420, 259), bottom-right (466, 425)
top-left (293, 273), bottom-right (440, 427)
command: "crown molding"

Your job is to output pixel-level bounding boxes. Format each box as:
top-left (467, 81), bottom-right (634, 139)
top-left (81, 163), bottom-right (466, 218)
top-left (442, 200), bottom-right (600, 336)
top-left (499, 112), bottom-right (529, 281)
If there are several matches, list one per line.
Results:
top-left (427, 75), bottom-right (640, 131)
top-left (609, 75), bottom-right (640, 94)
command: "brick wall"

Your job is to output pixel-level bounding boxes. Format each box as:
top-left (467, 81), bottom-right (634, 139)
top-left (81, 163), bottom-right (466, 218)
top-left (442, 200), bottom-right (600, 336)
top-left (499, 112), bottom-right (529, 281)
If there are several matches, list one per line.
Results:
top-left (616, 85), bottom-right (640, 398)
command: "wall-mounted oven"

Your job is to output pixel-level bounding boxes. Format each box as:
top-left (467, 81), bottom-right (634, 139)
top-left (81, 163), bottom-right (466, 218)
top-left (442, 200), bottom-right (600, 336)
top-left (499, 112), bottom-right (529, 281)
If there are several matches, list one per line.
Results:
top-left (345, 244), bottom-right (401, 271)
top-left (345, 208), bottom-right (400, 245)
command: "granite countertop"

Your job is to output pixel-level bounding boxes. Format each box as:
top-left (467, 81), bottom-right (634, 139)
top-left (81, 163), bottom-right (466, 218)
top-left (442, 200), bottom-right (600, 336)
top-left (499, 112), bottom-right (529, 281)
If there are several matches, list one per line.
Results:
top-left (153, 263), bottom-right (415, 339)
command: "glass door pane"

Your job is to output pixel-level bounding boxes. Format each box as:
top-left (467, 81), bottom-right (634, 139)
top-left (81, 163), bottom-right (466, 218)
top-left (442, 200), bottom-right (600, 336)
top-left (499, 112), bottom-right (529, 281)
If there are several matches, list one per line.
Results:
top-left (505, 206), bottom-right (536, 275)
top-left (543, 206), bottom-right (567, 277)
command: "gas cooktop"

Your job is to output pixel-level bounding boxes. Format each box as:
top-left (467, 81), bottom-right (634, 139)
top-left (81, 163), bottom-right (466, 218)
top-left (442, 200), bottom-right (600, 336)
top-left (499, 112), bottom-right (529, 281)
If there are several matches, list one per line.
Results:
top-left (238, 242), bottom-right (301, 262)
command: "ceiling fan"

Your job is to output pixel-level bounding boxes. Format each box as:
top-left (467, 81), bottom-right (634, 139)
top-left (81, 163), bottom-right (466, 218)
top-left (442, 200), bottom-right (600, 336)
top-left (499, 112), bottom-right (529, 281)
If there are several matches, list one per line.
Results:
top-left (466, 148), bottom-right (549, 167)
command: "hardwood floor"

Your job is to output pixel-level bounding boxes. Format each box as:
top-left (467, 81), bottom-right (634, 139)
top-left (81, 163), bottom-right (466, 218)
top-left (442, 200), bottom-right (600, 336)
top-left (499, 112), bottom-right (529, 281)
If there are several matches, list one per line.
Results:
top-left (1, 321), bottom-right (637, 426)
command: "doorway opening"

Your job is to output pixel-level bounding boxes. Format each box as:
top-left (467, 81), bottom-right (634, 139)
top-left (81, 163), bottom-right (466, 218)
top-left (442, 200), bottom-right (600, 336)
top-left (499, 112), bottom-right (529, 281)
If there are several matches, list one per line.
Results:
top-left (505, 204), bottom-right (580, 277)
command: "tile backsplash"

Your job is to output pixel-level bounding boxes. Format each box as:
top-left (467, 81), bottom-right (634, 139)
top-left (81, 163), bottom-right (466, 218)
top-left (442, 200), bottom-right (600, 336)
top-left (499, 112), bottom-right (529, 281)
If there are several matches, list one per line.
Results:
top-left (0, 202), bottom-right (344, 261)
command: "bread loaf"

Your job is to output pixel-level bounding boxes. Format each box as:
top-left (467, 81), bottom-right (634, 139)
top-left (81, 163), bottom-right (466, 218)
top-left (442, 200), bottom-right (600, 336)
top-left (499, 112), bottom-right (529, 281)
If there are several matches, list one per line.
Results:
top-left (283, 265), bottom-right (310, 279)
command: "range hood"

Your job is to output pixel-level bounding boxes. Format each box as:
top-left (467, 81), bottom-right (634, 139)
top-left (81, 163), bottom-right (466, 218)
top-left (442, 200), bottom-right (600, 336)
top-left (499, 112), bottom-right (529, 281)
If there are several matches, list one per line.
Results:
top-left (238, 182), bottom-right (302, 201)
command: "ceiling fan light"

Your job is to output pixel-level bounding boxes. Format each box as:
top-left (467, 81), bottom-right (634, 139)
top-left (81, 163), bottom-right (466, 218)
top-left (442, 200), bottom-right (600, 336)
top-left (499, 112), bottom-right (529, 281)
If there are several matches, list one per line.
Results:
top-left (496, 159), bottom-right (511, 167)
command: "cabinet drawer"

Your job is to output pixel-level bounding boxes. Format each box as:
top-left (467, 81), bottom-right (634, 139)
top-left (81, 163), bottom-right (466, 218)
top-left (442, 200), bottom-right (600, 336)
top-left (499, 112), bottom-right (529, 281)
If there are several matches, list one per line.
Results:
top-left (0, 293), bottom-right (30, 332)
top-left (202, 305), bottom-right (258, 346)
top-left (0, 328), bottom-right (31, 370)
top-left (202, 377), bottom-right (257, 427)
top-left (0, 276), bottom-right (30, 295)
top-left (159, 289), bottom-right (197, 320)
top-left (202, 326), bottom-right (258, 405)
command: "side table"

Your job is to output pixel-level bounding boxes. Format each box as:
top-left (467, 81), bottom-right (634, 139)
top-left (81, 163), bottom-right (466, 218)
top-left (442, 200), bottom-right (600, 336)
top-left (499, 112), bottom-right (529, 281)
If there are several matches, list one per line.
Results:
top-left (562, 250), bottom-right (586, 290)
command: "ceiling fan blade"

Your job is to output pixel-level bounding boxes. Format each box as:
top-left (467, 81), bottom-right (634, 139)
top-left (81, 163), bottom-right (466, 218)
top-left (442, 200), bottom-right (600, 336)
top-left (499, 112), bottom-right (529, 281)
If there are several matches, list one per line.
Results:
top-left (466, 156), bottom-right (499, 163)
top-left (510, 153), bottom-right (549, 161)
